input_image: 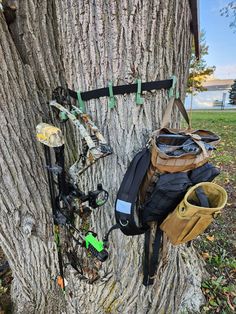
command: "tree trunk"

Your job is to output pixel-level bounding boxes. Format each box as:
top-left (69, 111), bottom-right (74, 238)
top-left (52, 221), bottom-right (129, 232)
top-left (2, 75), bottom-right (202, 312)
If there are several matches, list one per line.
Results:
top-left (0, 1), bottom-right (205, 313)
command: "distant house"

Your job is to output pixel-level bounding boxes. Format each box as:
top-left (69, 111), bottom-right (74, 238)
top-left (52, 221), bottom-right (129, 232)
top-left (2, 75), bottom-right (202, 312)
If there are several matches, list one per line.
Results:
top-left (203, 79), bottom-right (233, 91)
top-left (185, 79), bottom-right (235, 109)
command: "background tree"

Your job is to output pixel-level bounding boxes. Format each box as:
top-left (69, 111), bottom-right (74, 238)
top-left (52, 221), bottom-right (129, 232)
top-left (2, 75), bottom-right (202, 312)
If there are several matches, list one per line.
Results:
top-left (220, 1), bottom-right (236, 32)
top-left (229, 79), bottom-right (236, 104)
top-left (187, 31), bottom-right (215, 94)
top-left (0, 1), bottom-right (206, 313)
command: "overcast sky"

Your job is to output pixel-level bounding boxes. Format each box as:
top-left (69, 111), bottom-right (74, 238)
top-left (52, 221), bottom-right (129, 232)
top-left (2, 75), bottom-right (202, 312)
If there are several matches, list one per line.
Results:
top-left (200, 0), bottom-right (236, 79)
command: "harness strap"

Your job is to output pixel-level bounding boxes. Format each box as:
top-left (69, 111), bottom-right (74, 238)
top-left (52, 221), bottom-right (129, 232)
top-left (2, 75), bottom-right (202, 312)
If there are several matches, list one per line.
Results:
top-left (143, 229), bottom-right (151, 286)
top-left (123, 149), bottom-right (149, 195)
top-left (143, 226), bottom-right (162, 286)
top-left (148, 227), bottom-right (163, 285)
top-left (115, 148), bottom-right (151, 235)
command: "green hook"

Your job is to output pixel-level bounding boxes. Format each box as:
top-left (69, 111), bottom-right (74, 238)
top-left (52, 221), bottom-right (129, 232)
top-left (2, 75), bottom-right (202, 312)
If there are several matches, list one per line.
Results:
top-left (59, 111), bottom-right (69, 122)
top-left (108, 82), bottom-right (116, 109)
top-left (168, 75), bottom-right (179, 99)
top-left (77, 90), bottom-right (85, 113)
top-left (136, 79), bottom-right (144, 105)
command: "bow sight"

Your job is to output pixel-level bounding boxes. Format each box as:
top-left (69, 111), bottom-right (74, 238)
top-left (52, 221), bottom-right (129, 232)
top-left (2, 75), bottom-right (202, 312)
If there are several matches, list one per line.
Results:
top-left (65, 182), bottom-right (108, 210)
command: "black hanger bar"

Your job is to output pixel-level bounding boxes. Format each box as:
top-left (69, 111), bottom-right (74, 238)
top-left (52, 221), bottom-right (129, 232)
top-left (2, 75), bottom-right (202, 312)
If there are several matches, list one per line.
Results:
top-left (67, 79), bottom-right (173, 101)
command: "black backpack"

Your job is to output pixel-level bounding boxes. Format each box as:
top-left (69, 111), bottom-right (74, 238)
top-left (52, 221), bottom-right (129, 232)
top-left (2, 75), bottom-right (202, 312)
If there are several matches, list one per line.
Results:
top-left (106, 149), bottom-right (220, 285)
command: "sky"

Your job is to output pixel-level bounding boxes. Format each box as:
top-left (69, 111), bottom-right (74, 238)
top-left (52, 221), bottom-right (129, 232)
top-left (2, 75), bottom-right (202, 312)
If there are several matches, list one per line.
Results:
top-left (200, 0), bottom-right (236, 79)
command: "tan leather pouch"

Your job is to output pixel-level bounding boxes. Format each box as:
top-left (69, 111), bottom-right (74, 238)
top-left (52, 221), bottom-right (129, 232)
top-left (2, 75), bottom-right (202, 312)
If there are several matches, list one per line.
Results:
top-left (160, 182), bottom-right (228, 245)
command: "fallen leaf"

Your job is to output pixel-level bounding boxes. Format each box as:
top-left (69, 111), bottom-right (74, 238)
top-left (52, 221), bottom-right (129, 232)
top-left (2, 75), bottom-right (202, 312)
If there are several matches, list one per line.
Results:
top-left (209, 299), bottom-right (218, 307)
top-left (206, 235), bottom-right (215, 242)
top-left (202, 252), bottom-right (210, 259)
top-left (202, 306), bottom-right (210, 311)
top-left (226, 294), bottom-right (235, 311)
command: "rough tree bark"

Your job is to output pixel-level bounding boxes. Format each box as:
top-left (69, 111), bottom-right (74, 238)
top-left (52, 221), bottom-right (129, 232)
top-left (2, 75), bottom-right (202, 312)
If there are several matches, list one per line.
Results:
top-left (0, 1), bottom-right (205, 313)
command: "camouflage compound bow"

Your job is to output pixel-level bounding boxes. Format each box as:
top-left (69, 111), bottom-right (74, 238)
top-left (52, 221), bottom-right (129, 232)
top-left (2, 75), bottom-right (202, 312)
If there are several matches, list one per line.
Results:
top-left (36, 88), bottom-right (112, 290)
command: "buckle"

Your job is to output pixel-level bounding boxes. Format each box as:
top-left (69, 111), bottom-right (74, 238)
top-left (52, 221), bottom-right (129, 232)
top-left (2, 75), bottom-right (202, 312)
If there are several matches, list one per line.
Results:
top-left (213, 211), bottom-right (221, 218)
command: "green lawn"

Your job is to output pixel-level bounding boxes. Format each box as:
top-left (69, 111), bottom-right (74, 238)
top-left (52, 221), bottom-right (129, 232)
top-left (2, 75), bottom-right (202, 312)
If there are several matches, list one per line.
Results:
top-left (186, 111), bottom-right (236, 314)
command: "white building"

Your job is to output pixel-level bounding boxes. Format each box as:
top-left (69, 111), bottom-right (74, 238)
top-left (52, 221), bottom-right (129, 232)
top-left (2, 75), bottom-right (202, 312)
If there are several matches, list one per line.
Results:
top-left (185, 79), bottom-right (235, 110)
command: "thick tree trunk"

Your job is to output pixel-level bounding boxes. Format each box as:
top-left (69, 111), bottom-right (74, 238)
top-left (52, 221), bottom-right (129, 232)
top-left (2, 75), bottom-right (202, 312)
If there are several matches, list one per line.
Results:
top-left (0, 1), bottom-right (205, 313)
top-left (0, 3), bottom-right (64, 313)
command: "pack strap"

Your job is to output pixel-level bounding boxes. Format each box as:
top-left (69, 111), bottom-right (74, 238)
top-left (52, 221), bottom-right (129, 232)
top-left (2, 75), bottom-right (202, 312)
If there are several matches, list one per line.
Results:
top-left (192, 138), bottom-right (209, 159)
top-left (149, 228), bottom-right (163, 284)
top-left (195, 187), bottom-right (210, 207)
top-left (115, 148), bottom-right (151, 235)
top-left (161, 97), bottom-right (190, 129)
top-left (103, 224), bottom-right (120, 243)
top-left (63, 79), bottom-right (173, 102)
top-left (143, 229), bottom-right (151, 285)
top-left (143, 226), bottom-right (163, 286)
top-left (119, 148), bottom-right (150, 199)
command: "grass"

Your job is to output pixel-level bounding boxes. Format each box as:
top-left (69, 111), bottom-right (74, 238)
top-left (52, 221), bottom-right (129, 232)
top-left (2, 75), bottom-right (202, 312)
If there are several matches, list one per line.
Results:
top-left (187, 111), bottom-right (236, 314)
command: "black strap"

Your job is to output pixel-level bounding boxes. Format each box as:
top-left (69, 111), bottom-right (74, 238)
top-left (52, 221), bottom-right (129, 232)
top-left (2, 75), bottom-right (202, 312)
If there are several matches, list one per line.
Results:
top-left (143, 227), bottom-right (163, 286)
top-left (103, 224), bottom-right (120, 243)
top-left (118, 148), bottom-right (150, 201)
top-left (195, 187), bottom-right (210, 207)
top-left (115, 148), bottom-right (151, 235)
top-left (149, 228), bottom-right (163, 285)
top-left (63, 79), bottom-right (173, 102)
top-left (143, 229), bottom-right (151, 286)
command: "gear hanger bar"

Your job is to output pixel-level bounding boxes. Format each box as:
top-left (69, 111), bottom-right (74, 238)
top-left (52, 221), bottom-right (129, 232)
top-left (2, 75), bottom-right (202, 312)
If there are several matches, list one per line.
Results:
top-left (64, 79), bottom-right (173, 102)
